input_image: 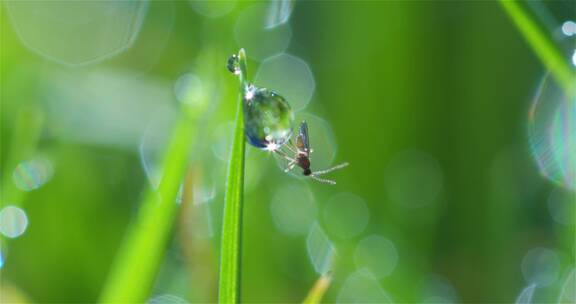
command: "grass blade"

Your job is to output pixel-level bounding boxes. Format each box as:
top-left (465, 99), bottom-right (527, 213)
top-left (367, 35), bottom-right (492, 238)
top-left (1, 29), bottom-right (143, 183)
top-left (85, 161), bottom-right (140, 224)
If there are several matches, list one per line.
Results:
top-left (218, 49), bottom-right (247, 304)
top-left (303, 273), bottom-right (332, 304)
top-left (100, 115), bottom-right (196, 303)
top-left (499, 0), bottom-right (576, 96)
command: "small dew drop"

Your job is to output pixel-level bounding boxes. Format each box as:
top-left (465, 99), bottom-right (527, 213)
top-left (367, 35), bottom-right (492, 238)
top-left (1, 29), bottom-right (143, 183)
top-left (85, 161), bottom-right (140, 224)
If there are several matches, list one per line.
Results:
top-left (227, 54), bottom-right (241, 75)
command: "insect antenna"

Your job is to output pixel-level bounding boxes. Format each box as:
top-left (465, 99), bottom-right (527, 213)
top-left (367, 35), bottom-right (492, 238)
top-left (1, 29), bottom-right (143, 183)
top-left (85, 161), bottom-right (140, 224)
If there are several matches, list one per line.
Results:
top-left (310, 175), bottom-right (337, 185)
top-left (311, 162), bottom-right (349, 176)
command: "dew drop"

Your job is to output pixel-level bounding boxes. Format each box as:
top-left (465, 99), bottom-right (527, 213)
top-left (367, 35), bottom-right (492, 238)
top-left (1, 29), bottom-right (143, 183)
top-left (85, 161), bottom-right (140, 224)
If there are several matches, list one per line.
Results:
top-left (244, 87), bottom-right (294, 150)
top-left (227, 54), bottom-right (241, 75)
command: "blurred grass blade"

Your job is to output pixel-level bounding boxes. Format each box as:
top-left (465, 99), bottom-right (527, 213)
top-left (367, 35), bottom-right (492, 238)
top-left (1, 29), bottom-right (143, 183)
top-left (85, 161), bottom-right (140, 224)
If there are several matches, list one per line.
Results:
top-left (515, 284), bottom-right (536, 304)
top-left (218, 49), bottom-right (247, 304)
top-left (499, 0), bottom-right (576, 96)
top-left (303, 273), bottom-right (332, 304)
top-left (100, 115), bottom-right (196, 303)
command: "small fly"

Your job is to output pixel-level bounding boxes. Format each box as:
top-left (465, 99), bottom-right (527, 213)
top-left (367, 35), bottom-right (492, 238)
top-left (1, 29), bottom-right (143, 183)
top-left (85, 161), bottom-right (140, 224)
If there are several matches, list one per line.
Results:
top-left (275, 121), bottom-right (349, 185)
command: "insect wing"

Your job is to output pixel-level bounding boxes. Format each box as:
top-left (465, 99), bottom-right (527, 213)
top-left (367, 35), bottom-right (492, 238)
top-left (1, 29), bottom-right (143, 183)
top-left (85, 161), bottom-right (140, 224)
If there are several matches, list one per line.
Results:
top-left (296, 121), bottom-right (311, 154)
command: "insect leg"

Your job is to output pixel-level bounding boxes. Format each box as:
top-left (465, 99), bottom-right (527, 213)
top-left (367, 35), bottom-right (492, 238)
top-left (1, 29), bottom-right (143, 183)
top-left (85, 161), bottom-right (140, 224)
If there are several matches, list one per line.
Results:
top-left (311, 162), bottom-right (349, 176)
top-left (310, 175), bottom-right (336, 185)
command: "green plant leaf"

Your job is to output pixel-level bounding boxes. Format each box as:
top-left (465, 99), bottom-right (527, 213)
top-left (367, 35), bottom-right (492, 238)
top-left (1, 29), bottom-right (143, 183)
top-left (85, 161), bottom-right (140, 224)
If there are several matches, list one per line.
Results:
top-left (499, 0), bottom-right (576, 97)
top-left (218, 49), bottom-right (247, 304)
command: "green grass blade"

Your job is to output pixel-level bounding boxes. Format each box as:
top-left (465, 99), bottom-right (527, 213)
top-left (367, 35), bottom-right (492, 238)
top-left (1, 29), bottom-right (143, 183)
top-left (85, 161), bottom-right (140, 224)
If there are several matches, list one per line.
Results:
top-left (218, 49), bottom-right (247, 304)
top-left (499, 0), bottom-right (576, 96)
top-left (303, 274), bottom-right (332, 304)
top-left (99, 115), bottom-right (196, 303)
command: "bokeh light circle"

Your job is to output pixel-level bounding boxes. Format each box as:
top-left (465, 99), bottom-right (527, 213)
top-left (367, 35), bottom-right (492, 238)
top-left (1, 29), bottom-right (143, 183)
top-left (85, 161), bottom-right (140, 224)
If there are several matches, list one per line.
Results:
top-left (188, 0), bottom-right (235, 18)
top-left (528, 76), bottom-right (575, 191)
top-left (384, 150), bottom-right (443, 208)
top-left (270, 182), bottom-right (316, 236)
top-left (234, 3), bottom-right (292, 61)
top-left (337, 270), bottom-right (394, 303)
top-left (255, 53), bottom-right (316, 111)
top-left (521, 247), bottom-right (560, 287)
top-left (6, 1), bottom-right (148, 66)
top-left (0, 206), bottom-right (29, 239)
top-left (306, 223), bottom-right (336, 275)
top-left (419, 274), bottom-right (459, 303)
top-left (354, 235), bottom-right (399, 278)
top-left (547, 188), bottom-right (575, 226)
top-left (322, 192), bottom-right (369, 239)
top-left (174, 73), bottom-right (205, 107)
top-left (12, 157), bottom-right (54, 191)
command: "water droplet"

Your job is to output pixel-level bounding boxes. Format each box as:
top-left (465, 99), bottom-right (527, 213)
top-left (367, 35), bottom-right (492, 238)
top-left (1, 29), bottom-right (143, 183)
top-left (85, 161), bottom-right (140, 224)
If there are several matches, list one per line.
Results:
top-left (528, 76), bottom-right (576, 191)
top-left (270, 182), bottom-right (316, 236)
top-left (322, 192), bottom-right (369, 239)
top-left (227, 54), bottom-right (240, 75)
top-left (265, 0), bottom-right (294, 29)
top-left (244, 87), bottom-right (294, 150)
top-left (547, 187), bottom-right (575, 226)
top-left (521, 247), bottom-right (560, 287)
top-left (174, 73), bottom-right (205, 106)
top-left (255, 53), bottom-right (316, 111)
top-left (354, 235), bottom-right (399, 278)
top-left (385, 150), bottom-right (443, 208)
top-left (337, 270), bottom-right (394, 303)
top-left (306, 223), bottom-right (336, 275)
top-left (5, 1), bottom-right (148, 66)
top-left (234, 3), bottom-right (292, 61)
top-left (515, 284), bottom-right (536, 304)
top-left (12, 157), bottom-right (54, 191)
top-left (189, 0), bottom-right (235, 18)
top-left (0, 205), bottom-right (29, 238)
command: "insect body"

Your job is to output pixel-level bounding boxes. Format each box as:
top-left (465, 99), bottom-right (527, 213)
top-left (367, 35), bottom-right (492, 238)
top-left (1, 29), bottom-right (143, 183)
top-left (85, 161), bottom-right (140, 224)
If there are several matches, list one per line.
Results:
top-left (275, 121), bottom-right (349, 185)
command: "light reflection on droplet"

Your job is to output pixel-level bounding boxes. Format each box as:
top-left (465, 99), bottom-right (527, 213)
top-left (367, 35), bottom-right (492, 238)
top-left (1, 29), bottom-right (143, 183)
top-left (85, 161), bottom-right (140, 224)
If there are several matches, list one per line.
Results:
top-left (211, 121), bottom-right (235, 161)
top-left (547, 188), bottom-right (575, 226)
top-left (419, 274), bottom-right (459, 304)
top-left (270, 182), bottom-right (316, 236)
top-left (528, 76), bottom-right (576, 191)
top-left (255, 53), bottom-right (316, 111)
top-left (275, 113), bottom-right (337, 176)
top-left (561, 21), bottom-right (576, 36)
top-left (337, 270), bottom-right (394, 303)
top-left (174, 73), bottom-right (205, 106)
top-left (521, 247), bottom-right (560, 287)
top-left (148, 294), bottom-right (189, 304)
top-left (189, 0), bottom-right (235, 18)
top-left (0, 206), bottom-right (29, 239)
top-left (306, 222), bottom-right (336, 275)
top-left (558, 268), bottom-right (575, 303)
top-left (354, 235), bottom-right (399, 279)
top-left (12, 157), bottom-right (54, 191)
top-left (234, 3), bottom-right (292, 61)
top-left (515, 284), bottom-right (536, 304)
top-left (384, 150), bottom-right (443, 208)
top-left (322, 192), bottom-right (369, 239)
top-left (5, 1), bottom-right (148, 66)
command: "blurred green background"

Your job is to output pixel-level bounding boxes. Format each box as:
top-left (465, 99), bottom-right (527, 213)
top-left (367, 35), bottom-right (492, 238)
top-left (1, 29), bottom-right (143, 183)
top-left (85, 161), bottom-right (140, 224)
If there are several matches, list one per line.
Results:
top-left (1, 1), bottom-right (575, 303)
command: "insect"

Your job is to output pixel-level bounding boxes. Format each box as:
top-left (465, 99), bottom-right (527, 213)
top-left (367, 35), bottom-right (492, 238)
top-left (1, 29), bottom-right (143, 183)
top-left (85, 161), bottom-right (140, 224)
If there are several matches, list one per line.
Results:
top-left (274, 121), bottom-right (349, 185)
